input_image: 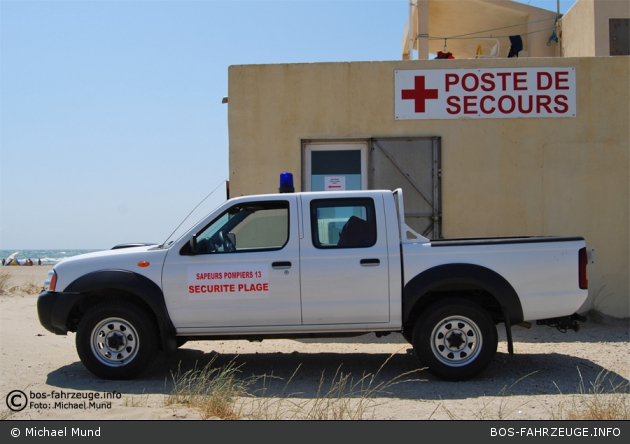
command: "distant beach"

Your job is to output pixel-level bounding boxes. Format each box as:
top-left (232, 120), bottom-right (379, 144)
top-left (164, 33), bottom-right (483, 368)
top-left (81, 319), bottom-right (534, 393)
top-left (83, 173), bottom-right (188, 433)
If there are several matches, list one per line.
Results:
top-left (0, 249), bottom-right (101, 266)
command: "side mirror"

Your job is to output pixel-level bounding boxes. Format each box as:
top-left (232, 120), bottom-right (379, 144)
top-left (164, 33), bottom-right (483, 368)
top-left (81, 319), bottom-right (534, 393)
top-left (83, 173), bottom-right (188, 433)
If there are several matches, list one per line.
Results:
top-left (189, 234), bottom-right (198, 254)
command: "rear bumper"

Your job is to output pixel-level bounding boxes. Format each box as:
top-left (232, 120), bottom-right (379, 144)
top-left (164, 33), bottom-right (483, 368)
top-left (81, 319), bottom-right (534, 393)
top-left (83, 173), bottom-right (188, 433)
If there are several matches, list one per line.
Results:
top-left (37, 291), bottom-right (83, 335)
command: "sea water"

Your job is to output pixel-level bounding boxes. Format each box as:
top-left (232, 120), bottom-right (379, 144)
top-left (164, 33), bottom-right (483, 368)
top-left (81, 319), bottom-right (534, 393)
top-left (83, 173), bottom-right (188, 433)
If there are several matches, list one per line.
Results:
top-left (0, 249), bottom-right (102, 265)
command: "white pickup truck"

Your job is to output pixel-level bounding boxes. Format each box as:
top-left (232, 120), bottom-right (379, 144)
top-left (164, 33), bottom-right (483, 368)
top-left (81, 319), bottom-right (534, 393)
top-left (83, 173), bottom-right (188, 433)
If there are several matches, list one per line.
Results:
top-left (38, 178), bottom-right (590, 381)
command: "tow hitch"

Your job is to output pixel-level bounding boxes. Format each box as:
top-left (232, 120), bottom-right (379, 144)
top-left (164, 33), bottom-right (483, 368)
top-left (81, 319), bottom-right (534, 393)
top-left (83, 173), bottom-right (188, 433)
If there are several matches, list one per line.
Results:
top-left (536, 313), bottom-right (587, 332)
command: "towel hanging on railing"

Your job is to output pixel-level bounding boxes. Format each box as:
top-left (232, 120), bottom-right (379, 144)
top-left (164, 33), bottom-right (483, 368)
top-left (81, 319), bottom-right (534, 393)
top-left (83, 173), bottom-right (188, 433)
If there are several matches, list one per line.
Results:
top-left (508, 35), bottom-right (523, 58)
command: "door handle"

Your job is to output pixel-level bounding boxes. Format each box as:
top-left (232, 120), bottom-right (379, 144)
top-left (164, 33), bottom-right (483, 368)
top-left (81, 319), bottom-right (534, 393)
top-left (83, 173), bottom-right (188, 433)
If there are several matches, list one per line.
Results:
top-left (272, 261), bottom-right (292, 269)
top-left (360, 258), bottom-right (380, 266)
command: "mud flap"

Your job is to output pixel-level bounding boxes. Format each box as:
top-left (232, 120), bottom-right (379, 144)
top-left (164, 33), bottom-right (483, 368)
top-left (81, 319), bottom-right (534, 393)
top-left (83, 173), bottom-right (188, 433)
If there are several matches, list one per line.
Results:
top-left (501, 306), bottom-right (514, 355)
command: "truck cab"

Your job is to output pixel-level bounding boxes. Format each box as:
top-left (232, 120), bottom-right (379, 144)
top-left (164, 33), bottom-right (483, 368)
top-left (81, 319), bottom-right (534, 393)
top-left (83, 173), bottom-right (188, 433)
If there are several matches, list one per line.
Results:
top-left (162, 190), bottom-right (401, 331)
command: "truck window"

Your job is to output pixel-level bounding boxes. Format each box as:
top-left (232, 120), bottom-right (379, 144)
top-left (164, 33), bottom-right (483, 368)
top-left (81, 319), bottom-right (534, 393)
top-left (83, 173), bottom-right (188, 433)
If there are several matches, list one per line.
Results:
top-left (195, 201), bottom-right (289, 253)
top-left (310, 198), bottom-right (376, 248)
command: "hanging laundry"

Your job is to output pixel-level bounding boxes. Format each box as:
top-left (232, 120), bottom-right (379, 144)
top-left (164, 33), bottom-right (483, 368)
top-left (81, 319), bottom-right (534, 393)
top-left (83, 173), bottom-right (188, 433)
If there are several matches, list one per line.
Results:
top-left (508, 35), bottom-right (523, 58)
top-left (435, 51), bottom-right (455, 59)
top-left (547, 29), bottom-right (559, 46)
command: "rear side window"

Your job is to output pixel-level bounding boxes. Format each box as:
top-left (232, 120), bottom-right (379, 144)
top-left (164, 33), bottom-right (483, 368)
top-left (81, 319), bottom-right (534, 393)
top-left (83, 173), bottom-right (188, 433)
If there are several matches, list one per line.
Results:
top-left (310, 198), bottom-right (376, 249)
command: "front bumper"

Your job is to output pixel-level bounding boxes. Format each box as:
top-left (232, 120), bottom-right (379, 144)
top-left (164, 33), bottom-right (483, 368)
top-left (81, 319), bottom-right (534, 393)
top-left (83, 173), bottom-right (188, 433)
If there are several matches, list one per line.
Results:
top-left (37, 291), bottom-right (83, 335)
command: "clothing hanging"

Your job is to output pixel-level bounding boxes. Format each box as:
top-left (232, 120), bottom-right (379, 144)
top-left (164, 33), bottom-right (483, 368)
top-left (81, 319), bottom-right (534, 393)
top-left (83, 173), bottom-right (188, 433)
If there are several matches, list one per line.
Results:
top-left (435, 51), bottom-right (455, 59)
top-left (508, 35), bottom-right (523, 58)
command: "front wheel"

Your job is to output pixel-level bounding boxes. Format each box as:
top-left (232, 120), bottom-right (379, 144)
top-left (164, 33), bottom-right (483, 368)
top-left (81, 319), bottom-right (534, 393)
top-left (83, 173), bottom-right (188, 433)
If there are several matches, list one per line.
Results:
top-left (76, 301), bottom-right (158, 380)
top-left (412, 298), bottom-right (497, 381)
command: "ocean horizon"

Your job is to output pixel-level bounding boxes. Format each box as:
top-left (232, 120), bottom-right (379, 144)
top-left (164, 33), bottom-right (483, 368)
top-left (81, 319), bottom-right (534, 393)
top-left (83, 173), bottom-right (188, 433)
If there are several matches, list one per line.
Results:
top-left (1, 249), bottom-right (103, 265)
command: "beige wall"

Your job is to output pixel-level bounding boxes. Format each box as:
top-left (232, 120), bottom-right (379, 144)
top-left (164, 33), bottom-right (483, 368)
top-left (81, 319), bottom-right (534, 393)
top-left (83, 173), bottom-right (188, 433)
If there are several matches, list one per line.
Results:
top-left (228, 57), bottom-right (629, 317)
top-left (562, 0), bottom-right (630, 56)
top-left (561, 0), bottom-right (595, 57)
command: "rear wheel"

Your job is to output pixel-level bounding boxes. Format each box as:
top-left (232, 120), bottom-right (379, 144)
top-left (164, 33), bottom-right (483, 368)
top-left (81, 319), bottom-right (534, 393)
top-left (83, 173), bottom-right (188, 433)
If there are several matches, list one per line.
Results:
top-left (412, 298), bottom-right (497, 381)
top-left (76, 301), bottom-right (158, 380)
top-left (401, 328), bottom-right (413, 344)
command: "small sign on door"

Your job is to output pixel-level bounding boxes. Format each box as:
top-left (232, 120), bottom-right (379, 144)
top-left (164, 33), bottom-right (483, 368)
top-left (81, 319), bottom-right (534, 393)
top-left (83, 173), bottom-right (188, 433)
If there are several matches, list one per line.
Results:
top-left (324, 176), bottom-right (346, 191)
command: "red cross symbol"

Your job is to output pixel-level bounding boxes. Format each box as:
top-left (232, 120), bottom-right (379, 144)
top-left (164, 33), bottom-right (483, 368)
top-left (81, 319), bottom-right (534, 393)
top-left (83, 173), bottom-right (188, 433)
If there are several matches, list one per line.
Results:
top-left (402, 76), bottom-right (439, 113)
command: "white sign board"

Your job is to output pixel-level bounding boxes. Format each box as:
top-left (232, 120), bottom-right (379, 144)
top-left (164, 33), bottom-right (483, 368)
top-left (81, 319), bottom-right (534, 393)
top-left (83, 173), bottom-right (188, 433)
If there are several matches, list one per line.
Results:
top-left (324, 176), bottom-right (346, 191)
top-left (395, 67), bottom-right (576, 120)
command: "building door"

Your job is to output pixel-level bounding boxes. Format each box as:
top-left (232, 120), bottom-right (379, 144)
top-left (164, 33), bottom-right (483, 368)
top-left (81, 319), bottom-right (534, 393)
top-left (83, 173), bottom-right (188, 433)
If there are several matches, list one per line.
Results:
top-left (369, 137), bottom-right (442, 239)
top-left (302, 141), bottom-right (368, 191)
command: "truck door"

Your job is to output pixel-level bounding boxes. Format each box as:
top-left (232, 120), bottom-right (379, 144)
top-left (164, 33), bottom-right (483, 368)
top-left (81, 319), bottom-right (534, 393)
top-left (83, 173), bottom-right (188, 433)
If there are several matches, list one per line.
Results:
top-left (162, 196), bottom-right (302, 329)
top-left (299, 194), bottom-right (390, 324)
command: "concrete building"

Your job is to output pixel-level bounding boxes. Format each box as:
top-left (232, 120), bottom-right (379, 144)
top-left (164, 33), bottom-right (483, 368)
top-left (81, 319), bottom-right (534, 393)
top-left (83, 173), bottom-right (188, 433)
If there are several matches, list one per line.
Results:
top-left (562, 0), bottom-right (629, 56)
top-left (402, 0), bottom-right (629, 59)
top-left (226, 0), bottom-right (630, 317)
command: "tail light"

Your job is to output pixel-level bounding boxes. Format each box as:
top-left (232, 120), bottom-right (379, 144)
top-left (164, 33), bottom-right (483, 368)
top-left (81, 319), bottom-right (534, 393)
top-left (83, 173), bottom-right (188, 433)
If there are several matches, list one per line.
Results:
top-left (578, 247), bottom-right (588, 290)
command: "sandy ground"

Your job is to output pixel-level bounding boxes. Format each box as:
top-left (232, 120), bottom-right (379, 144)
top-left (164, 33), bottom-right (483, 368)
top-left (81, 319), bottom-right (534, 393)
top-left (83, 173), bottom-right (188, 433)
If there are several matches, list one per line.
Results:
top-left (1, 266), bottom-right (628, 420)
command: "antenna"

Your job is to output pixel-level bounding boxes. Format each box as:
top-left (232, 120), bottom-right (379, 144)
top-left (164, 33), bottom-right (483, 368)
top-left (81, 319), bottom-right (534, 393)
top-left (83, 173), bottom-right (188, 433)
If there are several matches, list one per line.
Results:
top-left (159, 179), bottom-right (228, 247)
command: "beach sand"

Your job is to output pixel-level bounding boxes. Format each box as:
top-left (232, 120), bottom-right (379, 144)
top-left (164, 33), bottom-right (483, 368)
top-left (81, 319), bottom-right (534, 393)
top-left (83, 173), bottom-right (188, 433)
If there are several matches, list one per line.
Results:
top-left (1, 266), bottom-right (628, 420)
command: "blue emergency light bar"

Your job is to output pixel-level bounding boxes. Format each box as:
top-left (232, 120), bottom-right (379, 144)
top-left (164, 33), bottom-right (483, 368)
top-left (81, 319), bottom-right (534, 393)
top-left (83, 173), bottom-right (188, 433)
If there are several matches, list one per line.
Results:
top-left (279, 172), bottom-right (295, 193)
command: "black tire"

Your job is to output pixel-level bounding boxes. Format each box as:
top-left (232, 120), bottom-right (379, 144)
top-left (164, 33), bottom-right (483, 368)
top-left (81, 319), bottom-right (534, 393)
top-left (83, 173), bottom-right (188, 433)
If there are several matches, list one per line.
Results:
top-left (412, 298), bottom-right (497, 381)
top-left (76, 301), bottom-right (158, 380)
top-left (401, 329), bottom-right (413, 344)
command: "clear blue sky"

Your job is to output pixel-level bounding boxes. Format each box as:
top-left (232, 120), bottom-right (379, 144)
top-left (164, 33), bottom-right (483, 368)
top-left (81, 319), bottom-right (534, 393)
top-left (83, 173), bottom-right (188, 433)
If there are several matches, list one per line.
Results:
top-left (0, 0), bottom-right (577, 249)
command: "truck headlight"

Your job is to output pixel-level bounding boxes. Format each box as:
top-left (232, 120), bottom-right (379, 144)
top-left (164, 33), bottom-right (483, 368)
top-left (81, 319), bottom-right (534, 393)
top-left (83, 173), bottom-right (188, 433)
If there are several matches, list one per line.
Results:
top-left (44, 270), bottom-right (57, 292)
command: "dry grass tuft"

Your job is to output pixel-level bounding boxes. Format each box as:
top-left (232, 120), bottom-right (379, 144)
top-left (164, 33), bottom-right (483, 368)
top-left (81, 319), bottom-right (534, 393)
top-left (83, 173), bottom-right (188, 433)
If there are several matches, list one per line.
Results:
top-left (0, 271), bottom-right (42, 295)
top-left (587, 286), bottom-right (614, 324)
top-left (294, 366), bottom-right (383, 420)
top-left (441, 371), bottom-right (538, 420)
top-left (165, 356), bottom-right (252, 420)
top-left (0, 409), bottom-right (15, 420)
top-left (18, 283), bottom-right (43, 295)
top-left (0, 270), bottom-right (12, 293)
top-left (553, 369), bottom-right (629, 420)
top-left (124, 394), bottom-right (150, 408)
top-left (166, 350), bottom-right (425, 420)
top-left (285, 352), bottom-right (425, 420)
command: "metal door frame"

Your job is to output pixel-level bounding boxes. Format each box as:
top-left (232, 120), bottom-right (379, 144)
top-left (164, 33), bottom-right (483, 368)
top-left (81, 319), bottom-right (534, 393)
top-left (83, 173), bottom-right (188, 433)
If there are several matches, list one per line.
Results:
top-left (369, 137), bottom-right (442, 238)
